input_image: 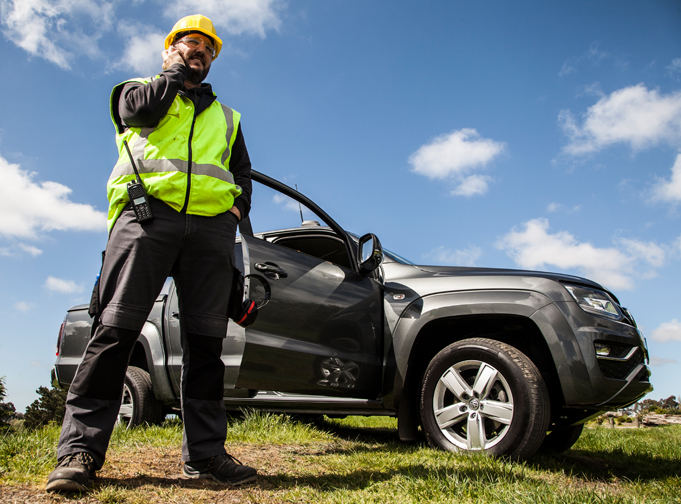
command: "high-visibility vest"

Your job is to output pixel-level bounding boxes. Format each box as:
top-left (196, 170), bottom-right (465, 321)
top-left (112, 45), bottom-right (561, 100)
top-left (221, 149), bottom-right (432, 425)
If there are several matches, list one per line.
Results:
top-left (107, 76), bottom-right (242, 230)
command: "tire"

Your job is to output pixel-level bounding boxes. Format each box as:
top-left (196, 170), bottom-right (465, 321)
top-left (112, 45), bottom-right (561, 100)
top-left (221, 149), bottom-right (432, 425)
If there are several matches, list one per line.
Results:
top-left (117, 366), bottom-right (165, 428)
top-left (539, 424), bottom-right (584, 454)
top-left (419, 338), bottom-right (550, 459)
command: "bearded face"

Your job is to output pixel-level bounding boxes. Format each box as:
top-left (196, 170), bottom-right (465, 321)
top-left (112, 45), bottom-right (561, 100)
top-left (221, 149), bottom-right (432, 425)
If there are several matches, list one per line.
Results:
top-left (172, 33), bottom-right (214, 84)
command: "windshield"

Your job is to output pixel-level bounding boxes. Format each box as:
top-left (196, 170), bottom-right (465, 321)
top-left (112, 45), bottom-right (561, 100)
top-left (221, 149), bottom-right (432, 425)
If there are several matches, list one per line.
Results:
top-left (383, 249), bottom-right (415, 265)
top-left (348, 233), bottom-right (414, 265)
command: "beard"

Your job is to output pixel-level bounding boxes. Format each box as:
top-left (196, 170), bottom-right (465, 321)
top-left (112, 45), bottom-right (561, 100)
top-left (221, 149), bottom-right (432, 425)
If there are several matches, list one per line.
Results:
top-left (187, 64), bottom-right (210, 85)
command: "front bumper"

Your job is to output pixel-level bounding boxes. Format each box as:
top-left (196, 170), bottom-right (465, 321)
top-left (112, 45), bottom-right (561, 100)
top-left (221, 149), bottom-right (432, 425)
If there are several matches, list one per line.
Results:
top-left (546, 301), bottom-right (653, 409)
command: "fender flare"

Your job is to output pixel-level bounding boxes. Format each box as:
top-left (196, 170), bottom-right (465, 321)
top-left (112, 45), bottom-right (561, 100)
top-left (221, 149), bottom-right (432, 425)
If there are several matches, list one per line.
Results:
top-left (386, 289), bottom-right (591, 411)
top-left (135, 320), bottom-right (176, 403)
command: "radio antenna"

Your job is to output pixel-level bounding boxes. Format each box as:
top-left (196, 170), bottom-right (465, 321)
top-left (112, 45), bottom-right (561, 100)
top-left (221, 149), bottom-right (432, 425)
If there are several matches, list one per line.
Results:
top-left (295, 184), bottom-right (304, 224)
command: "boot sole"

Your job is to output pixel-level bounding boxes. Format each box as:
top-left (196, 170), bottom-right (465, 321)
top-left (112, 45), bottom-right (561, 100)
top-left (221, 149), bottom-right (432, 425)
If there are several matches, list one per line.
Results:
top-left (46, 478), bottom-right (89, 492)
top-left (183, 470), bottom-right (257, 486)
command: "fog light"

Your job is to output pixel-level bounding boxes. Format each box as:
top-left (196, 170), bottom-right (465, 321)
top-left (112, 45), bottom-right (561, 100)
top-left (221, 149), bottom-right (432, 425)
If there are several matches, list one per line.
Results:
top-left (595, 343), bottom-right (611, 357)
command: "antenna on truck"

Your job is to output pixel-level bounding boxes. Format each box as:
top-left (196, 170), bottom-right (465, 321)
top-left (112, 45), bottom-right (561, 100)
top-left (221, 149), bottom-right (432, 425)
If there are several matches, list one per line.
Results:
top-left (295, 184), bottom-right (304, 225)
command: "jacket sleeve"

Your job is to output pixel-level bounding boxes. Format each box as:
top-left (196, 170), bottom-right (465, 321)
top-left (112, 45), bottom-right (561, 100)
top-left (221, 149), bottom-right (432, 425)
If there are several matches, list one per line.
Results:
top-left (230, 123), bottom-right (252, 220)
top-left (115, 64), bottom-right (188, 130)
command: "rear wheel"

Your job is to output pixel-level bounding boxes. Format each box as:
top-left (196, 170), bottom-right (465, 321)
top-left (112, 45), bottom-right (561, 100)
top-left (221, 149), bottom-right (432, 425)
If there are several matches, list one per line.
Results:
top-left (419, 338), bottom-right (550, 459)
top-left (117, 366), bottom-right (165, 428)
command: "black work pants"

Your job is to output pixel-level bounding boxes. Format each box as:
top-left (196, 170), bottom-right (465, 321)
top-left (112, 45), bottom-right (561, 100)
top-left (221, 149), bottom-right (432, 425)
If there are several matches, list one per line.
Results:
top-left (57, 197), bottom-right (238, 469)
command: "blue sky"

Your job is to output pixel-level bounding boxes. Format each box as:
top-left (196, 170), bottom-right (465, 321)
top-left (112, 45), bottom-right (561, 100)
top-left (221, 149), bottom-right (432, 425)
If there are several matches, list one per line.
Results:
top-left (1, 0), bottom-right (680, 412)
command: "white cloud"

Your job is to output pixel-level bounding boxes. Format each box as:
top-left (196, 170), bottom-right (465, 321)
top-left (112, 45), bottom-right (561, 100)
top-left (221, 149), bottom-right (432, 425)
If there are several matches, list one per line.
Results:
top-left (650, 319), bottom-right (681, 342)
top-left (425, 245), bottom-right (482, 267)
top-left (577, 82), bottom-right (606, 99)
top-left (559, 42), bottom-right (613, 78)
top-left (19, 243), bottom-right (43, 256)
top-left (409, 129), bottom-right (505, 197)
top-left (0, 0), bottom-right (114, 69)
top-left (0, 0), bottom-right (284, 71)
top-left (44, 276), bottom-right (83, 294)
top-left (164, 0), bottom-right (284, 38)
top-left (667, 58), bottom-right (681, 78)
top-left (0, 154), bottom-right (107, 238)
top-left (0, 242), bottom-right (43, 257)
top-left (496, 218), bottom-right (667, 290)
top-left (650, 356), bottom-right (678, 366)
top-left (410, 129), bottom-right (505, 180)
top-left (273, 193), bottom-right (304, 212)
top-left (14, 301), bottom-right (32, 313)
top-left (559, 84), bottom-right (681, 155)
top-left (114, 22), bottom-right (166, 76)
top-left (619, 238), bottom-right (666, 269)
top-left (450, 175), bottom-right (493, 197)
top-left (651, 153), bottom-right (681, 203)
top-left (272, 194), bottom-right (316, 224)
top-left (0, 0), bottom-right (71, 69)
top-left (546, 203), bottom-right (581, 213)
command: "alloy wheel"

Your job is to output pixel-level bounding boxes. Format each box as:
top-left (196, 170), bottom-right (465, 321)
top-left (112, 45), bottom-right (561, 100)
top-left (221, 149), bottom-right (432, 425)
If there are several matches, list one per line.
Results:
top-left (432, 359), bottom-right (514, 451)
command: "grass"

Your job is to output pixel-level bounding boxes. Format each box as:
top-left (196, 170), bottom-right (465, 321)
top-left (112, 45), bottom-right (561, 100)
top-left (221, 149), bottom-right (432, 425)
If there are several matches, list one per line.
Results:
top-left (0, 414), bottom-right (680, 503)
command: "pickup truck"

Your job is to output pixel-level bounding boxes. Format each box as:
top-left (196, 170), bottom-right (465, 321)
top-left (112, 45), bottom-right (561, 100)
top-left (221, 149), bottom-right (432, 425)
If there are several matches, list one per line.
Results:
top-left (52, 170), bottom-right (652, 459)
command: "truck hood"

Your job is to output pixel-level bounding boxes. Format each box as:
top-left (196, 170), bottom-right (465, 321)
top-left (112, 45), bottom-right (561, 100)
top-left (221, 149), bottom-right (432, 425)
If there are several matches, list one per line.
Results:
top-left (381, 262), bottom-right (614, 304)
top-left (383, 262), bottom-right (617, 300)
top-left (411, 264), bottom-right (603, 289)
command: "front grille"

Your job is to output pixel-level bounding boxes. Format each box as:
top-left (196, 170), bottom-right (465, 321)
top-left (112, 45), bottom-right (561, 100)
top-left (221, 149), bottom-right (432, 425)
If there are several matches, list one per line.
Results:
top-left (597, 347), bottom-right (644, 380)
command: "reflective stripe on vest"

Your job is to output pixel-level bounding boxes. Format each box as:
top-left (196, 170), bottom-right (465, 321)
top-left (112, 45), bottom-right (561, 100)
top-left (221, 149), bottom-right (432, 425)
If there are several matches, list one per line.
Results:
top-left (106, 77), bottom-right (241, 231)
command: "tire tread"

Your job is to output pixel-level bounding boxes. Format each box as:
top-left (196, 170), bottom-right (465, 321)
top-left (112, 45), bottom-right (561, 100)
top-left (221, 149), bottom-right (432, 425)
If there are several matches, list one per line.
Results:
top-left (125, 366), bottom-right (165, 427)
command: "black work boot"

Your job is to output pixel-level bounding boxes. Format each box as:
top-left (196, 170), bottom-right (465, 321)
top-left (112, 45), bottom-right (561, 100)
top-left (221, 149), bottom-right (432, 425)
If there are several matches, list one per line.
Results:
top-left (46, 452), bottom-right (96, 492)
top-left (183, 453), bottom-right (257, 485)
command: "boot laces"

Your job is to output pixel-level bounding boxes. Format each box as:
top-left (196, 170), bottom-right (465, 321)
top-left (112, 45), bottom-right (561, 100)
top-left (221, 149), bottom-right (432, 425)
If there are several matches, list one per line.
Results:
top-left (60, 452), bottom-right (95, 470)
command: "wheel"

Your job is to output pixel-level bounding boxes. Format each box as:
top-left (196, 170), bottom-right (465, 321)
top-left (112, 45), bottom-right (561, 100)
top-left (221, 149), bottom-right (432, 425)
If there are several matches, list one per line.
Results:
top-left (117, 366), bottom-right (165, 428)
top-left (419, 338), bottom-right (550, 459)
top-left (539, 423), bottom-right (584, 454)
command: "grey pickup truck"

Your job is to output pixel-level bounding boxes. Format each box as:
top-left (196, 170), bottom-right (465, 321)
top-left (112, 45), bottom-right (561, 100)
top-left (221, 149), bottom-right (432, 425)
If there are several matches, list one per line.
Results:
top-left (52, 170), bottom-right (652, 459)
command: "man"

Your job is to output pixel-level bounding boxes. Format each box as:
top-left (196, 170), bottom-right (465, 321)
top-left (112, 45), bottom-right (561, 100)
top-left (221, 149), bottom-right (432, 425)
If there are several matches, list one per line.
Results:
top-left (46, 14), bottom-right (256, 492)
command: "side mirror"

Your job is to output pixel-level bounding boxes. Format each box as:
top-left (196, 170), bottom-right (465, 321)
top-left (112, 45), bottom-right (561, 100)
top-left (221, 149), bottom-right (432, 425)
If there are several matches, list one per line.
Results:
top-left (358, 233), bottom-right (383, 275)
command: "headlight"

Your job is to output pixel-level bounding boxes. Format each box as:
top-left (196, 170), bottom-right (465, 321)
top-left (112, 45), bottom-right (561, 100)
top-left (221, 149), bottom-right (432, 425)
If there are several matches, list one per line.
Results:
top-left (564, 284), bottom-right (622, 320)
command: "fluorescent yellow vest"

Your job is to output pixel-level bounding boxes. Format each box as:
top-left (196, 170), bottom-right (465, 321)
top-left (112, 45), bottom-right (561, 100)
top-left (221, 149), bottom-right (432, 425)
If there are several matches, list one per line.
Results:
top-left (107, 77), bottom-right (242, 231)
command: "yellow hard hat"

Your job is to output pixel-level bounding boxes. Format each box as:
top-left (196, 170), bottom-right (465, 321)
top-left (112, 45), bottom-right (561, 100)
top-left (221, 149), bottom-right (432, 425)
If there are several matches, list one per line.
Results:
top-left (165, 14), bottom-right (223, 59)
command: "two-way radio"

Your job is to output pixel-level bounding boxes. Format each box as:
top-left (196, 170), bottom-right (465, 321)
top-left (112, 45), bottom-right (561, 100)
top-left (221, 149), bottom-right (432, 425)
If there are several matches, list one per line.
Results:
top-left (123, 140), bottom-right (154, 223)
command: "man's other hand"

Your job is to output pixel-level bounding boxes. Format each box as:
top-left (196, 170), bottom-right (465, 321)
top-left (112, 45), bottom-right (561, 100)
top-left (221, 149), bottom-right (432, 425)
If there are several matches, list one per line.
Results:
top-left (229, 207), bottom-right (241, 221)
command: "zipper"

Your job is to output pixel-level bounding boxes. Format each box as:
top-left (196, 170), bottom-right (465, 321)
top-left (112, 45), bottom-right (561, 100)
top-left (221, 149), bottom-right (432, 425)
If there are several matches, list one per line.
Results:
top-left (181, 100), bottom-right (198, 213)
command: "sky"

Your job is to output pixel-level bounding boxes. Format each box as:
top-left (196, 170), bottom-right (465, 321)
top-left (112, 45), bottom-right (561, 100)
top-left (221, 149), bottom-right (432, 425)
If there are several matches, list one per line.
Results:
top-left (0, 0), bottom-right (680, 412)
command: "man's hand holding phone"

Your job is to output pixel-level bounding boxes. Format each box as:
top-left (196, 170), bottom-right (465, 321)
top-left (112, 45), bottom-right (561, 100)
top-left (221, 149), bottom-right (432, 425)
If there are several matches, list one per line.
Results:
top-left (162, 45), bottom-right (186, 70)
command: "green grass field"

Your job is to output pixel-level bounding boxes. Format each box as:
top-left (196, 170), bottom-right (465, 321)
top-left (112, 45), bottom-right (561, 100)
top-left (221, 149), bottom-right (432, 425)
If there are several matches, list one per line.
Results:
top-left (1, 412), bottom-right (680, 503)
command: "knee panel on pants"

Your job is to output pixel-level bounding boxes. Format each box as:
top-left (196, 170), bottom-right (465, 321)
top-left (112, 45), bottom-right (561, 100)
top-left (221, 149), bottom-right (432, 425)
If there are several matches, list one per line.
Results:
top-left (69, 325), bottom-right (140, 400)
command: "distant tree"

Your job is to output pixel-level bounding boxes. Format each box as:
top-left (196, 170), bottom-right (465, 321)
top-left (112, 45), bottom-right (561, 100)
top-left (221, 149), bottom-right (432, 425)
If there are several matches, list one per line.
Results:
top-left (633, 396), bottom-right (681, 416)
top-left (23, 385), bottom-right (68, 430)
top-left (0, 376), bottom-right (17, 428)
top-left (660, 395), bottom-right (679, 411)
top-left (635, 398), bottom-right (661, 414)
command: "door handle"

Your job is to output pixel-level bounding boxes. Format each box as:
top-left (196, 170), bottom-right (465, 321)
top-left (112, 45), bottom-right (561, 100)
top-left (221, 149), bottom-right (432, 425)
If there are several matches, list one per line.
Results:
top-left (254, 262), bottom-right (288, 278)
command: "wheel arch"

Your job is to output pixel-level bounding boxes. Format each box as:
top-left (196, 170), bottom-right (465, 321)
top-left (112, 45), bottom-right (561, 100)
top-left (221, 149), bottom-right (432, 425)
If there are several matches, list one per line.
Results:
top-left (129, 321), bottom-right (175, 404)
top-left (390, 291), bottom-right (570, 441)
